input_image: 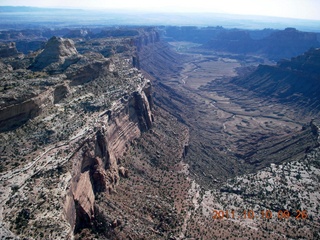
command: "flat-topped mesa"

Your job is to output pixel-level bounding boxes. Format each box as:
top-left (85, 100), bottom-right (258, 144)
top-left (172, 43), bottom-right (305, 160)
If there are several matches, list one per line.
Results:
top-left (29, 36), bottom-right (79, 72)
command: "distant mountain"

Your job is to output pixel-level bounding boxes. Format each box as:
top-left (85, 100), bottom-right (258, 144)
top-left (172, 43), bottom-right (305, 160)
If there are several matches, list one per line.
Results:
top-left (202, 28), bottom-right (320, 60)
top-left (232, 48), bottom-right (320, 112)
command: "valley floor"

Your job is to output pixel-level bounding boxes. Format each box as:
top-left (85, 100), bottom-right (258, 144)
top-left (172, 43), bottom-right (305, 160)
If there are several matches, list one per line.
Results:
top-left (142, 42), bottom-right (320, 239)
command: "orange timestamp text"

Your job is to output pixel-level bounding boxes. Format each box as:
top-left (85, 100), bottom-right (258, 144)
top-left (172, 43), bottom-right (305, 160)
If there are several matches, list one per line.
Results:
top-left (212, 209), bottom-right (308, 220)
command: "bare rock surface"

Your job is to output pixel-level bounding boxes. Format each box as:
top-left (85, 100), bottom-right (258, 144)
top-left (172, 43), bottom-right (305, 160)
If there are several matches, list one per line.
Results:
top-left (0, 28), bottom-right (159, 239)
top-left (1, 26), bottom-right (320, 240)
top-left (0, 42), bottom-right (19, 58)
top-left (29, 36), bottom-right (79, 72)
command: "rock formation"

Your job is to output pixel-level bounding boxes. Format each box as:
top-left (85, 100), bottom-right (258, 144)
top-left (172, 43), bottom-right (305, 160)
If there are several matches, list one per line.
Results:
top-left (0, 42), bottom-right (19, 58)
top-left (0, 28), bottom-right (163, 239)
top-left (29, 36), bottom-right (79, 72)
top-left (232, 48), bottom-right (320, 111)
top-left (53, 84), bottom-right (70, 104)
top-left (133, 29), bottom-right (160, 51)
top-left (0, 89), bottom-right (53, 132)
top-left (65, 82), bottom-right (153, 233)
top-left (66, 54), bottom-right (111, 86)
top-left (1, 25), bottom-right (320, 240)
top-left (198, 28), bottom-right (320, 60)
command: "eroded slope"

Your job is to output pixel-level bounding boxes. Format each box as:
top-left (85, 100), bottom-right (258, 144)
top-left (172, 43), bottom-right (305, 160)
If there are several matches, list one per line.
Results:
top-left (139, 38), bottom-right (320, 239)
top-left (0, 29), bottom-right (167, 239)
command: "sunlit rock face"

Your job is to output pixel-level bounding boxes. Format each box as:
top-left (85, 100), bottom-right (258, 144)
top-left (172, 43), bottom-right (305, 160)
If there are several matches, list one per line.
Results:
top-left (29, 36), bottom-right (79, 72)
top-left (65, 82), bottom-right (153, 233)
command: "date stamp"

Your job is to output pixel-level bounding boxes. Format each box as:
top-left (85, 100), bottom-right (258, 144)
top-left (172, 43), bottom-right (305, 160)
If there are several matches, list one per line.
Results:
top-left (212, 209), bottom-right (308, 220)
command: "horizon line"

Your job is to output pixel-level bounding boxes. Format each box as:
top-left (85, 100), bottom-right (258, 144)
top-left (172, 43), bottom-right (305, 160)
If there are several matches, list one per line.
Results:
top-left (1, 5), bottom-right (320, 22)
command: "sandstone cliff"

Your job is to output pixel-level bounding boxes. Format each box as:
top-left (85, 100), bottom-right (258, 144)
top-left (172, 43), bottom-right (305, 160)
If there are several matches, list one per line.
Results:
top-left (133, 29), bottom-right (160, 51)
top-left (0, 88), bottom-right (54, 132)
top-left (65, 80), bottom-right (153, 234)
top-left (0, 27), bottom-right (173, 240)
top-left (0, 29), bottom-right (158, 239)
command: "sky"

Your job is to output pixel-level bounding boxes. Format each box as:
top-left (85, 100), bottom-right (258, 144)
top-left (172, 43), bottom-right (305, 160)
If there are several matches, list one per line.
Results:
top-left (1, 0), bottom-right (320, 21)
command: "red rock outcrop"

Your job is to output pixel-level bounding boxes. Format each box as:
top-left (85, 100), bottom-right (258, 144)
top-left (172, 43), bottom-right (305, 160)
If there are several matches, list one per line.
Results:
top-left (65, 80), bottom-right (153, 234)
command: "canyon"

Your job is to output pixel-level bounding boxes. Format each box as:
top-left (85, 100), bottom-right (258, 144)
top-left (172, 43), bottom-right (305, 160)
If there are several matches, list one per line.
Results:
top-left (0, 25), bottom-right (320, 239)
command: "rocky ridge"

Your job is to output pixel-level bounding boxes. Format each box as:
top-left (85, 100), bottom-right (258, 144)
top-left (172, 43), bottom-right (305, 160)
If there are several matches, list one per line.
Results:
top-left (0, 42), bottom-right (20, 58)
top-left (162, 27), bottom-right (320, 61)
top-left (231, 48), bottom-right (320, 113)
top-left (0, 29), bottom-right (160, 239)
top-left (65, 81), bottom-right (153, 234)
top-left (202, 27), bottom-right (320, 60)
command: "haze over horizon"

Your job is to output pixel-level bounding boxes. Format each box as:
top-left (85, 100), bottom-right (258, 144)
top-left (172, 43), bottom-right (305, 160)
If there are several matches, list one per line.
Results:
top-left (1, 0), bottom-right (320, 21)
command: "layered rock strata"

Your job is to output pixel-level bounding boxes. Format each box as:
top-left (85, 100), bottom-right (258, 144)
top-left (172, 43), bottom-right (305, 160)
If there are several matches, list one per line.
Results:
top-left (0, 88), bottom-right (52, 132)
top-left (65, 81), bottom-right (153, 234)
top-left (232, 48), bottom-right (320, 112)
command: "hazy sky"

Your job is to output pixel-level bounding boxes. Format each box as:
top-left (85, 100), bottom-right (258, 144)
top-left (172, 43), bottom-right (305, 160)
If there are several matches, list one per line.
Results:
top-left (1, 0), bottom-right (320, 20)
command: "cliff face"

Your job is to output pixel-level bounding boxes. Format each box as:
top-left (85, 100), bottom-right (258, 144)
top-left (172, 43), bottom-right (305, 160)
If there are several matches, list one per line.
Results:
top-left (0, 29), bottom-right (159, 239)
top-left (0, 42), bottom-right (19, 58)
top-left (133, 29), bottom-right (160, 51)
top-left (65, 81), bottom-right (153, 234)
top-left (0, 82), bottom-right (73, 132)
top-left (202, 28), bottom-right (320, 60)
top-left (0, 88), bottom-right (53, 132)
top-left (260, 28), bottom-right (320, 60)
top-left (232, 48), bottom-right (320, 111)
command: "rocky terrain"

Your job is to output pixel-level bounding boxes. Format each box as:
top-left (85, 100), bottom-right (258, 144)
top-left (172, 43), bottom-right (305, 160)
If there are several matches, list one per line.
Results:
top-left (0, 25), bottom-right (320, 240)
top-left (163, 26), bottom-right (320, 61)
top-left (138, 36), bottom-right (320, 238)
top-left (231, 48), bottom-right (320, 113)
top-left (0, 28), bottom-right (183, 239)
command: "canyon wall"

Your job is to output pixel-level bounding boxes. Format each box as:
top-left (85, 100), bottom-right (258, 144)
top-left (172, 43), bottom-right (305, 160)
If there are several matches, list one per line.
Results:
top-left (232, 48), bottom-right (320, 112)
top-left (0, 28), bottom-right (175, 239)
top-left (0, 82), bottom-right (72, 132)
top-left (133, 29), bottom-right (160, 51)
top-left (0, 89), bottom-right (53, 132)
top-left (62, 30), bottom-right (160, 233)
top-left (64, 80), bottom-right (153, 234)
top-left (162, 27), bottom-right (320, 61)
top-left (202, 28), bottom-right (320, 60)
